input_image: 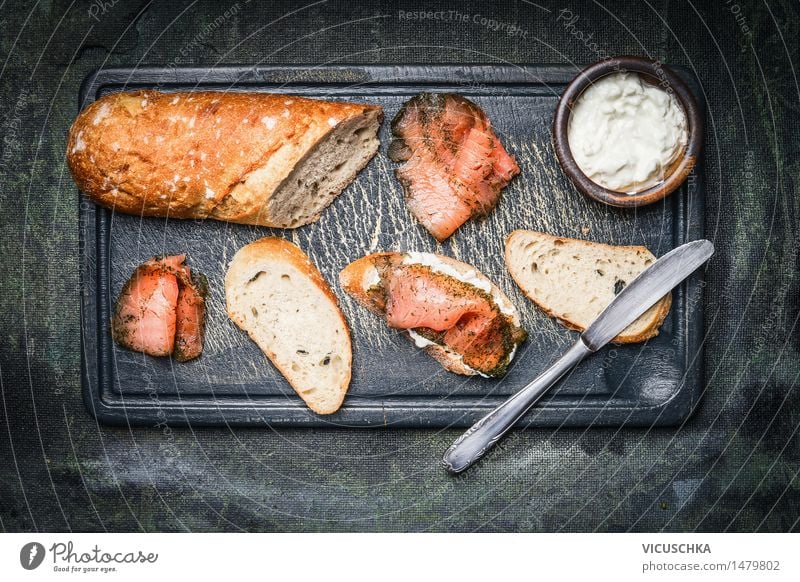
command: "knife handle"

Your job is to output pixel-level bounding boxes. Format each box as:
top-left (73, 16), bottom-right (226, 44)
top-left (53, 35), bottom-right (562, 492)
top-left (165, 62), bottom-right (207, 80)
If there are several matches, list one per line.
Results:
top-left (442, 339), bottom-right (592, 474)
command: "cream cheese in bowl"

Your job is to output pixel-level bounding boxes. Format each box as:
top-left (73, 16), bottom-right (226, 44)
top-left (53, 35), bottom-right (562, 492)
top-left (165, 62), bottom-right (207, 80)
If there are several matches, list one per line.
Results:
top-left (567, 72), bottom-right (688, 194)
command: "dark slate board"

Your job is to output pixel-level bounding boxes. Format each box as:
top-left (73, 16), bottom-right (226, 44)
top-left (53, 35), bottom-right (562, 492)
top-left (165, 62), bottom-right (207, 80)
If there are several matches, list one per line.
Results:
top-left (79, 65), bottom-right (705, 428)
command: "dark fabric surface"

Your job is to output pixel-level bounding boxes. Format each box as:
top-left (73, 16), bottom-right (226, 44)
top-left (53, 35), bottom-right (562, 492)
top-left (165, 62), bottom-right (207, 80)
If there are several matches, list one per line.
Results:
top-left (0, 0), bottom-right (798, 532)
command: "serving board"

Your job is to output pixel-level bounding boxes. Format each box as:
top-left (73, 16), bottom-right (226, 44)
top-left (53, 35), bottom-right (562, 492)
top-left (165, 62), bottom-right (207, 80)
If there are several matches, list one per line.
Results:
top-left (79, 65), bottom-right (705, 428)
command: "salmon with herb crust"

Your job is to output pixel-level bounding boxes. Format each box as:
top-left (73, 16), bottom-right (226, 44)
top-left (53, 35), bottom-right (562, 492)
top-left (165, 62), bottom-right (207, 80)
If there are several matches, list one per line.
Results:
top-left (112, 255), bottom-right (207, 361)
top-left (389, 93), bottom-right (520, 241)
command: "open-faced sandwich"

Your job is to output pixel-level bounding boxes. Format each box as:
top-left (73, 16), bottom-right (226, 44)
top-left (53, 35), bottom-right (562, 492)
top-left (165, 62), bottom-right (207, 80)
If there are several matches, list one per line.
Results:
top-left (340, 252), bottom-right (527, 377)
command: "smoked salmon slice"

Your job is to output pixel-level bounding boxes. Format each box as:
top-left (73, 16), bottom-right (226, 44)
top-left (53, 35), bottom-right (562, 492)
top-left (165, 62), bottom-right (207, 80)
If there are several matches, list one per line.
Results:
top-left (383, 264), bottom-right (522, 375)
top-left (384, 264), bottom-right (495, 331)
top-left (112, 255), bottom-right (207, 361)
top-left (389, 93), bottom-right (520, 241)
top-left (173, 277), bottom-right (207, 362)
top-left (112, 262), bottom-right (179, 356)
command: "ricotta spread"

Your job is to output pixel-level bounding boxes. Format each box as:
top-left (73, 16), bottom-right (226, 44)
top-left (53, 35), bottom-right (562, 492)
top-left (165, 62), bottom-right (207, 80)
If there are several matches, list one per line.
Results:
top-left (567, 72), bottom-right (688, 193)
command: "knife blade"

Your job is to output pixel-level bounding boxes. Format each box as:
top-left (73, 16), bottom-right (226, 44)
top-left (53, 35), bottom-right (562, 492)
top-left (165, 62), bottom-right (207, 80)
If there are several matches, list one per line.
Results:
top-left (581, 239), bottom-right (714, 351)
top-left (442, 239), bottom-right (714, 474)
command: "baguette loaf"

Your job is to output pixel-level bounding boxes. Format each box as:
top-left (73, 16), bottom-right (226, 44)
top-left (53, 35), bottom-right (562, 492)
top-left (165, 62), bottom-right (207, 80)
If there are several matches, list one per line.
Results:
top-left (505, 230), bottom-right (672, 343)
top-left (225, 237), bottom-right (351, 414)
top-left (67, 90), bottom-right (382, 227)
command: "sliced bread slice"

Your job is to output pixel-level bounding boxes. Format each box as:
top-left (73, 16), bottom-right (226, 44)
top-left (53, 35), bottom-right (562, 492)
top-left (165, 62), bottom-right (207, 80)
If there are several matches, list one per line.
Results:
top-left (225, 237), bottom-right (351, 414)
top-left (505, 230), bottom-right (671, 343)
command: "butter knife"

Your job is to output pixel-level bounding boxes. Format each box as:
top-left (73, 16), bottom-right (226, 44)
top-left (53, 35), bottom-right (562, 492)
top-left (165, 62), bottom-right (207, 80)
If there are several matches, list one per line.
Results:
top-left (442, 239), bottom-right (714, 474)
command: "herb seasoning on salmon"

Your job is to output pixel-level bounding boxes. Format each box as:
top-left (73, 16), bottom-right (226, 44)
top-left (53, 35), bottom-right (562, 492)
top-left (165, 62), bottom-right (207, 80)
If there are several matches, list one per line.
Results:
top-left (112, 254), bottom-right (207, 361)
top-left (389, 93), bottom-right (520, 241)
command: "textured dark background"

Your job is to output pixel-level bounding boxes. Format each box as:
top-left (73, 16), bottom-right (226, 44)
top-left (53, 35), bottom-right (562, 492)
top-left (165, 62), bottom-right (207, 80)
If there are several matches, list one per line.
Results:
top-left (1, 0), bottom-right (798, 532)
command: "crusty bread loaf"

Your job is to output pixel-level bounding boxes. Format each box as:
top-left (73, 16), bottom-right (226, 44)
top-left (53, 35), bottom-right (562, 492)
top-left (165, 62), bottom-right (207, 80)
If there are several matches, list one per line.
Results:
top-left (225, 237), bottom-right (351, 414)
top-left (340, 252), bottom-right (524, 376)
top-left (67, 90), bottom-right (382, 227)
top-left (505, 230), bottom-right (671, 343)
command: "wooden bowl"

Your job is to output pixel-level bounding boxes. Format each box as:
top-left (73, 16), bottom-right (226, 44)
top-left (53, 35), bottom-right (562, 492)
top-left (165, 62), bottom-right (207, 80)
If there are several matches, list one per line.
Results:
top-left (553, 56), bottom-right (703, 208)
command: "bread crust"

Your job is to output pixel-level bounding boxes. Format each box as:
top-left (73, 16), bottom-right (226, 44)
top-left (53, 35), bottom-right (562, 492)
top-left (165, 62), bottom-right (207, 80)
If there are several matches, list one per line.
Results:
top-left (505, 230), bottom-right (672, 344)
top-left (67, 90), bottom-right (382, 226)
top-left (225, 237), bottom-right (352, 414)
top-left (340, 252), bottom-right (523, 376)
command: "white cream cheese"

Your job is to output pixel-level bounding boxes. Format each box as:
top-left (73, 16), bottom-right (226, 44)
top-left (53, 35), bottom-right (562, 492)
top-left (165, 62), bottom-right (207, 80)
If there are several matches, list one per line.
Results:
top-left (403, 252), bottom-right (490, 292)
top-left (361, 265), bottom-right (381, 290)
top-left (92, 103), bottom-right (111, 126)
top-left (407, 329), bottom-right (437, 349)
top-left (567, 72), bottom-right (688, 193)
